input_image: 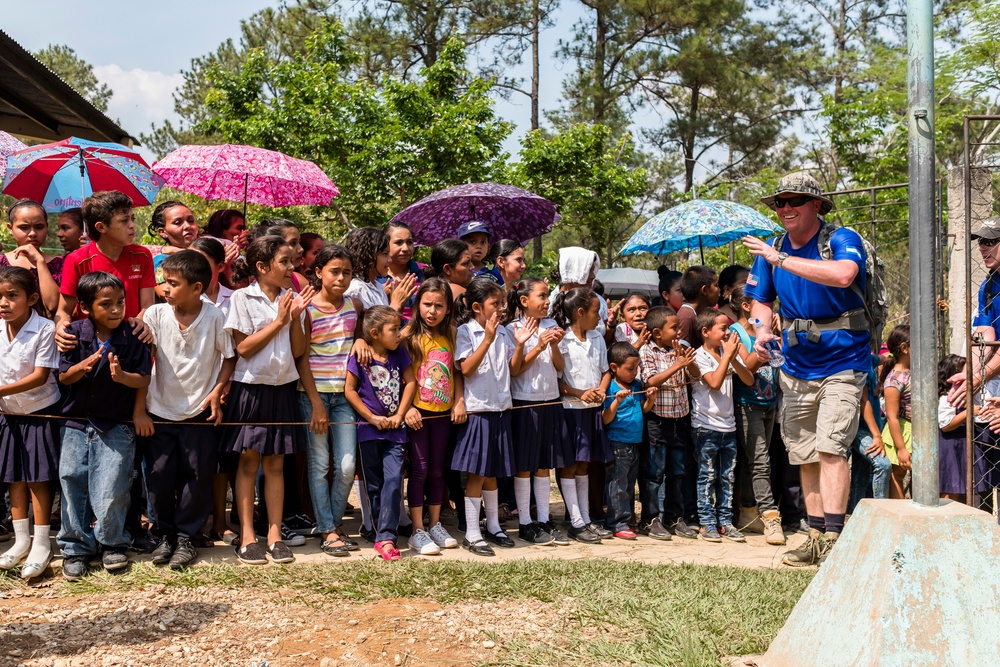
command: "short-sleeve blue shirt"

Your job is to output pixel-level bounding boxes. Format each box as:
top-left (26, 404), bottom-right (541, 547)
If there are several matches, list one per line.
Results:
top-left (744, 224), bottom-right (870, 380)
top-left (973, 271), bottom-right (1000, 330)
top-left (603, 378), bottom-right (645, 444)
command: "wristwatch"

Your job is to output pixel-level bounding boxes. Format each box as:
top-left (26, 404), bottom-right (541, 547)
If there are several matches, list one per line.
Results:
top-left (776, 252), bottom-right (789, 268)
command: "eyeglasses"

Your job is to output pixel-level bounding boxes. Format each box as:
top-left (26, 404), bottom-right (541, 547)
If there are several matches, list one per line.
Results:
top-left (978, 237), bottom-right (1000, 248)
top-left (773, 195), bottom-right (815, 209)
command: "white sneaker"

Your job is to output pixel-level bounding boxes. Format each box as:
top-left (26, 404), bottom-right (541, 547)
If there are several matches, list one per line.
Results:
top-left (428, 522), bottom-right (458, 549)
top-left (409, 529), bottom-right (441, 555)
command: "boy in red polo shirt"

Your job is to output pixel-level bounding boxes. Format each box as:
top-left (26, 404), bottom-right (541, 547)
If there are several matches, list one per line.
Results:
top-left (55, 191), bottom-right (156, 346)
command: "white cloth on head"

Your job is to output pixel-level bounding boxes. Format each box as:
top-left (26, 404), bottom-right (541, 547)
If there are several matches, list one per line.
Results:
top-left (558, 247), bottom-right (600, 286)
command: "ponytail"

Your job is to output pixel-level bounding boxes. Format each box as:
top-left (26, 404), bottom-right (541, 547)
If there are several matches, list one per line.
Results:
top-left (552, 287), bottom-right (595, 330)
top-left (456, 276), bottom-right (504, 325)
top-left (504, 276), bottom-right (544, 325)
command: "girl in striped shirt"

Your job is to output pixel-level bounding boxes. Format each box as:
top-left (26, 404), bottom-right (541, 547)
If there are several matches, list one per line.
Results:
top-left (297, 244), bottom-right (364, 557)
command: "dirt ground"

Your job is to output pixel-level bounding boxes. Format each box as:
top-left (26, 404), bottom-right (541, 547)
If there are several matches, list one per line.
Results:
top-left (0, 487), bottom-right (808, 667)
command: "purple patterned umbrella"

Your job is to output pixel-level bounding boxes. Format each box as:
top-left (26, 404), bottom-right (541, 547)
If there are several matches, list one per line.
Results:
top-left (391, 183), bottom-right (559, 245)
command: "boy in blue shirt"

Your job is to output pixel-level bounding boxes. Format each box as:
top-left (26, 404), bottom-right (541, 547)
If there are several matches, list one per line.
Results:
top-left (56, 272), bottom-right (152, 580)
top-left (602, 342), bottom-right (655, 540)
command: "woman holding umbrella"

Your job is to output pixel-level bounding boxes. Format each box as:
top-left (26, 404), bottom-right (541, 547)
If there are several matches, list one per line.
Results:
top-left (1, 200), bottom-right (63, 316)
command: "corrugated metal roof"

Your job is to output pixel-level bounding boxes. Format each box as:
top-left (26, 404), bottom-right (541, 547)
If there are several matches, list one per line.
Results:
top-left (0, 29), bottom-right (138, 146)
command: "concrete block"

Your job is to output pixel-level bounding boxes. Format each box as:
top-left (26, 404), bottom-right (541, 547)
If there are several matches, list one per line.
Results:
top-left (762, 499), bottom-right (1000, 666)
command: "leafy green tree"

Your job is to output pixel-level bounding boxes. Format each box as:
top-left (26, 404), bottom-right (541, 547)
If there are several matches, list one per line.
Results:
top-left (34, 45), bottom-right (113, 112)
top-left (516, 123), bottom-right (647, 265)
top-left (198, 23), bottom-right (512, 229)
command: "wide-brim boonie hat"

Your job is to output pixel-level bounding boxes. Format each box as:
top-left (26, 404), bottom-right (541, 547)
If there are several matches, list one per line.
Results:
top-left (972, 216), bottom-right (1000, 241)
top-left (761, 172), bottom-right (835, 216)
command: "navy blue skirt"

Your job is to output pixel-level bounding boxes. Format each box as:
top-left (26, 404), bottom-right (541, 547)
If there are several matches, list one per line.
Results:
top-left (221, 381), bottom-right (303, 456)
top-left (512, 400), bottom-right (574, 471)
top-left (0, 411), bottom-right (60, 483)
top-left (451, 411), bottom-right (514, 478)
top-left (565, 407), bottom-right (612, 464)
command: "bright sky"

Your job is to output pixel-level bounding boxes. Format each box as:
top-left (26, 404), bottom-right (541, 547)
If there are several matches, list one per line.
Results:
top-left (3, 1), bottom-right (589, 162)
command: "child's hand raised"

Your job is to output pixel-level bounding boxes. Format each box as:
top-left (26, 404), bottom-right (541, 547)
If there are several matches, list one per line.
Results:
top-left (674, 343), bottom-right (696, 365)
top-left (635, 328), bottom-right (652, 349)
top-left (484, 311), bottom-right (500, 342)
top-left (291, 286), bottom-right (316, 319)
top-left (78, 346), bottom-right (105, 373)
top-left (538, 327), bottom-right (562, 347)
top-left (721, 331), bottom-right (741, 357)
top-left (108, 353), bottom-right (125, 383)
top-left (389, 273), bottom-right (418, 311)
top-left (514, 317), bottom-right (538, 345)
top-left (275, 290), bottom-right (294, 326)
top-left (606, 299), bottom-right (621, 328)
top-left (223, 240), bottom-right (241, 268)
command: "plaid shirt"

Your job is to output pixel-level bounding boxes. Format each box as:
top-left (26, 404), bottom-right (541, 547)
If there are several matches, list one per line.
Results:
top-left (640, 342), bottom-right (690, 419)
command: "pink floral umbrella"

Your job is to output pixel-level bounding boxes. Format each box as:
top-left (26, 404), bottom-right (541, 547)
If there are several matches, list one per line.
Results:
top-left (152, 144), bottom-right (338, 215)
top-left (0, 131), bottom-right (28, 159)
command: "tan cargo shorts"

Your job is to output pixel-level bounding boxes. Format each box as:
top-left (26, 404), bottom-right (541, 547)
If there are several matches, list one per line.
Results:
top-left (778, 370), bottom-right (866, 465)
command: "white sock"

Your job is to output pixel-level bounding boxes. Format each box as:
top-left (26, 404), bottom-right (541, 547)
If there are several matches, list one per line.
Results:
top-left (464, 496), bottom-right (483, 543)
top-left (4, 518), bottom-right (31, 560)
top-left (561, 478), bottom-right (584, 528)
top-left (356, 480), bottom-right (373, 532)
top-left (26, 525), bottom-right (51, 564)
top-left (533, 475), bottom-right (551, 524)
top-left (576, 475), bottom-right (591, 525)
top-left (514, 477), bottom-right (533, 525)
top-left (483, 488), bottom-right (502, 535)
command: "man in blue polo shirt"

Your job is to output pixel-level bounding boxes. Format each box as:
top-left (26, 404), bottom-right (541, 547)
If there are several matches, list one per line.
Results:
top-left (742, 172), bottom-right (869, 567)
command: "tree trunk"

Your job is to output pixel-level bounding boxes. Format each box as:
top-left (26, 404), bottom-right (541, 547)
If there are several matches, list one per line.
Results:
top-left (531, 0), bottom-right (544, 262)
top-left (834, 0), bottom-right (847, 104)
top-left (593, 2), bottom-right (607, 123)
top-left (683, 85), bottom-right (700, 192)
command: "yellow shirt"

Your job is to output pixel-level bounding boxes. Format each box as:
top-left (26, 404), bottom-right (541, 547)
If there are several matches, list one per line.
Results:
top-left (412, 333), bottom-right (455, 412)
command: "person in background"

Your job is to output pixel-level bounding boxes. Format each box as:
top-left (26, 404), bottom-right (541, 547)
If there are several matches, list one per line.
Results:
top-left (591, 279), bottom-right (605, 298)
top-left (677, 266), bottom-right (719, 348)
top-left (379, 221), bottom-right (423, 321)
top-left (614, 292), bottom-right (651, 349)
top-left (3, 199), bottom-right (63, 317)
top-left (716, 265), bottom-right (749, 323)
top-left (146, 201), bottom-right (199, 299)
top-left (879, 325), bottom-right (912, 499)
top-left (490, 239), bottom-right (526, 288)
top-left (938, 355), bottom-right (986, 503)
top-left (56, 208), bottom-right (85, 255)
top-left (846, 351), bottom-right (891, 514)
top-left (425, 238), bottom-right (474, 302)
top-left (299, 233), bottom-right (325, 272)
top-left (204, 209), bottom-right (247, 249)
top-left (657, 267), bottom-right (684, 310)
top-left (458, 221), bottom-right (499, 281)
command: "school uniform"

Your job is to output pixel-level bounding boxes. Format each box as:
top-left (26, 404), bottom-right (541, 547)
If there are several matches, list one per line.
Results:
top-left (220, 284), bottom-right (304, 456)
top-left (451, 320), bottom-right (515, 478)
top-left (56, 319), bottom-right (152, 557)
top-left (142, 303), bottom-right (235, 540)
top-left (507, 317), bottom-right (573, 472)
top-left (344, 278), bottom-right (389, 310)
top-left (0, 311), bottom-right (61, 484)
top-left (559, 329), bottom-right (612, 464)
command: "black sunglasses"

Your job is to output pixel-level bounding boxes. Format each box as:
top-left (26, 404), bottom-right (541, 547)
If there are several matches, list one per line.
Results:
top-left (773, 195), bottom-right (815, 209)
top-left (978, 237), bottom-right (1000, 248)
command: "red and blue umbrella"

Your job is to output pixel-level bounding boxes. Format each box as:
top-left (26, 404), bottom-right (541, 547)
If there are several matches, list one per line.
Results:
top-left (3, 137), bottom-right (164, 211)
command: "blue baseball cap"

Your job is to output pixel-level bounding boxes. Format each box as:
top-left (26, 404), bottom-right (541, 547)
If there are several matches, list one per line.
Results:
top-left (457, 220), bottom-right (491, 239)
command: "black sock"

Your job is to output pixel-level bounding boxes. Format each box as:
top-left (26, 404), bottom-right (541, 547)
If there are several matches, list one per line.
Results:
top-left (807, 514), bottom-right (826, 532)
top-left (824, 513), bottom-right (845, 535)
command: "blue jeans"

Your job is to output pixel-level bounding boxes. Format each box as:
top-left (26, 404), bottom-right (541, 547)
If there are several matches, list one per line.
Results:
top-left (641, 414), bottom-right (690, 524)
top-left (693, 427), bottom-right (738, 529)
top-left (57, 424), bottom-right (136, 556)
top-left (298, 392), bottom-right (357, 534)
top-left (605, 439), bottom-right (639, 532)
top-left (848, 426), bottom-right (892, 513)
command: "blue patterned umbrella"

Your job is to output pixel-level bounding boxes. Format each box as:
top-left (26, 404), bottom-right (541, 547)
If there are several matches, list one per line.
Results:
top-left (620, 199), bottom-right (782, 262)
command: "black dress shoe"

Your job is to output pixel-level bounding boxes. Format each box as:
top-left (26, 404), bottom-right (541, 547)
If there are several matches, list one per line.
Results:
top-left (586, 522), bottom-right (613, 539)
top-left (462, 538), bottom-right (495, 556)
top-left (169, 537), bottom-right (198, 570)
top-left (485, 530), bottom-right (515, 548)
top-left (569, 525), bottom-right (601, 543)
top-left (360, 527), bottom-right (376, 543)
top-left (150, 536), bottom-right (174, 565)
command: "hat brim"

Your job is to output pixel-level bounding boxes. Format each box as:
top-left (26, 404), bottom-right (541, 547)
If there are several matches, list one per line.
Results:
top-left (972, 229), bottom-right (1000, 241)
top-left (761, 191), bottom-right (835, 216)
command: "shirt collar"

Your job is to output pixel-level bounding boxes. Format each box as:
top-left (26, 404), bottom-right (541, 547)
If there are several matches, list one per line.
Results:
top-left (76, 317), bottom-right (129, 345)
top-left (246, 281), bottom-right (285, 303)
top-left (18, 310), bottom-right (46, 335)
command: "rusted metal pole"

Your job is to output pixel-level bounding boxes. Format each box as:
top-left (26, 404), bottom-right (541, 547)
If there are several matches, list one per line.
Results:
top-left (908, 0), bottom-right (939, 506)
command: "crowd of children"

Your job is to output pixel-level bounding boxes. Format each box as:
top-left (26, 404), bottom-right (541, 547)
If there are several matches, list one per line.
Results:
top-left (0, 190), bottom-right (983, 581)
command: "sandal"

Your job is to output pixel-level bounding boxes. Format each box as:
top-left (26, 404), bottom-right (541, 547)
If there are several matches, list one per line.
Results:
top-left (321, 537), bottom-right (351, 557)
top-left (335, 528), bottom-right (360, 551)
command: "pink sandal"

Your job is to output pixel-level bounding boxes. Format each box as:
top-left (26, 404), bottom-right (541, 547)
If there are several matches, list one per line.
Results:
top-left (374, 540), bottom-right (401, 561)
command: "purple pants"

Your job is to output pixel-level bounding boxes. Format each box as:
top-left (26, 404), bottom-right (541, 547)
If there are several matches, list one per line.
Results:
top-left (407, 409), bottom-right (451, 507)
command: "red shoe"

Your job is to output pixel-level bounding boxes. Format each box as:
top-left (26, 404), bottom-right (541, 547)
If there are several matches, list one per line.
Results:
top-left (614, 529), bottom-right (637, 540)
top-left (374, 540), bottom-right (402, 561)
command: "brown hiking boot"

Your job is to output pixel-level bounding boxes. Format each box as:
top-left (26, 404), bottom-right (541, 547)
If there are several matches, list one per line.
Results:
top-left (781, 528), bottom-right (823, 567)
top-left (762, 510), bottom-right (786, 545)
top-left (817, 531), bottom-right (839, 565)
top-left (738, 506), bottom-right (764, 533)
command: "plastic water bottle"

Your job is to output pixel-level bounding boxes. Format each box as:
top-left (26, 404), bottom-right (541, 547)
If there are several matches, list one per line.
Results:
top-left (748, 318), bottom-right (785, 368)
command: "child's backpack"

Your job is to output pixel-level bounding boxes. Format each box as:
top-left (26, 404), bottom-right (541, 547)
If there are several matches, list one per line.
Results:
top-left (773, 223), bottom-right (887, 352)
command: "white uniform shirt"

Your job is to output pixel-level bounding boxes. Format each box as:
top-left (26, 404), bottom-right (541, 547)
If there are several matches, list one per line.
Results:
top-left (145, 303), bottom-right (236, 420)
top-left (0, 311), bottom-right (60, 414)
top-left (558, 328), bottom-right (608, 409)
top-left (506, 317), bottom-right (560, 402)
top-left (456, 320), bottom-right (513, 412)
top-left (692, 347), bottom-right (736, 432)
top-left (345, 278), bottom-right (388, 309)
top-left (201, 284), bottom-right (234, 318)
top-left (225, 283), bottom-right (304, 385)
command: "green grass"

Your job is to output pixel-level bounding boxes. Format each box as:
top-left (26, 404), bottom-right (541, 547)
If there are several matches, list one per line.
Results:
top-left (1, 559), bottom-right (812, 667)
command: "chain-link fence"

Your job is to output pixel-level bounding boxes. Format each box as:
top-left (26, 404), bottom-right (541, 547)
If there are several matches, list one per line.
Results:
top-left (964, 115), bottom-right (1000, 513)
